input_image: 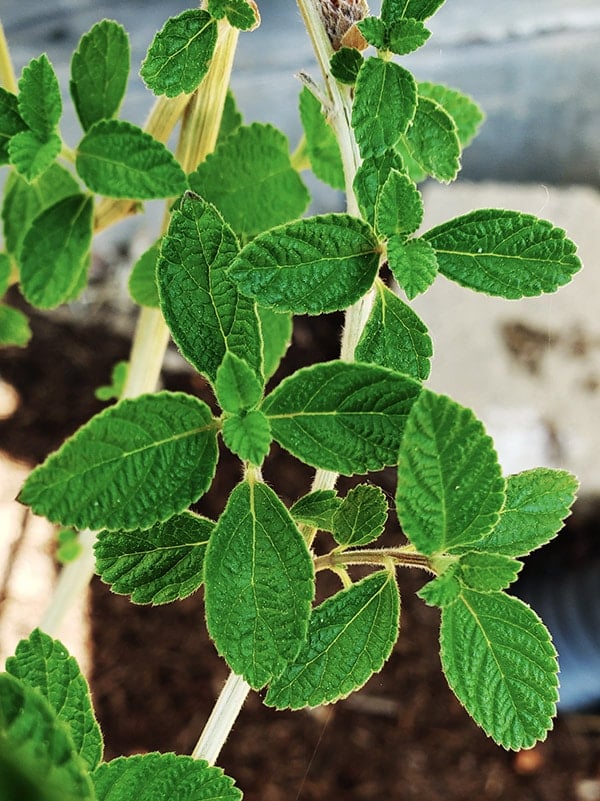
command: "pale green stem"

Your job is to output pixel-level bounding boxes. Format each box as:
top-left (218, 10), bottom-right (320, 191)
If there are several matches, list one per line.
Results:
top-left (315, 547), bottom-right (434, 574)
top-left (191, 672), bottom-right (251, 764)
top-left (0, 19), bottom-right (17, 93)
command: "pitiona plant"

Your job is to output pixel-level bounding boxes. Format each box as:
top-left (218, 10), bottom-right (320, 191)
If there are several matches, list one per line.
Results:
top-left (0, 0), bottom-right (583, 797)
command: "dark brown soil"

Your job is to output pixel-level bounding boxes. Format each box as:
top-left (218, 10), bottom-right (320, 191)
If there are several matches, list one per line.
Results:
top-left (3, 296), bottom-right (600, 801)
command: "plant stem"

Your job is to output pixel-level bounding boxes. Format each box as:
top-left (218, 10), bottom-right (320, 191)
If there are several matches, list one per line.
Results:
top-left (191, 672), bottom-right (251, 765)
top-left (0, 19), bottom-right (17, 93)
top-left (315, 547), bottom-right (434, 574)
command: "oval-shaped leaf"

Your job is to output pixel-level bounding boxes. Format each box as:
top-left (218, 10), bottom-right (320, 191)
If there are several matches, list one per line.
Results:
top-left (129, 240), bottom-right (161, 308)
top-left (258, 305), bottom-right (292, 380)
top-left (8, 130), bottom-right (61, 181)
top-left (19, 391), bottom-right (219, 532)
top-left (375, 168), bottom-right (423, 237)
top-left (204, 480), bottom-right (315, 689)
top-left (266, 570), bottom-right (400, 709)
top-left (387, 236), bottom-right (439, 300)
top-left (221, 410), bottom-right (272, 466)
top-left (262, 360), bottom-right (421, 475)
top-left (18, 54), bottom-right (61, 138)
top-left (228, 213), bottom-right (380, 315)
top-left (289, 489), bottom-right (342, 532)
top-left (299, 86), bottom-right (345, 191)
top-left (381, 0), bottom-right (444, 23)
top-left (0, 305), bottom-right (31, 347)
top-left (76, 119), bottom-right (187, 199)
top-left (440, 589), bottom-right (558, 749)
top-left (418, 81), bottom-right (484, 148)
top-left (396, 390), bottom-right (505, 555)
top-left (215, 352), bottom-right (264, 413)
top-left (353, 149), bottom-right (405, 229)
top-left (0, 87), bottom-right (26, 164)
top-left (401, 94), bottom-right (460, 183)
top-left (457, 552), bottom-right (522, 592)
top-left (332, 483), bottom-right (388, 548)
top-left (423, 209), bottom-right (582, 298)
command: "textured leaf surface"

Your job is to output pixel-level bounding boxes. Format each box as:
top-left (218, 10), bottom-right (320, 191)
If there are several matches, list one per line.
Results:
top-left (189, 123), bottom-right (309, 238)
top-left (387, 236), bottom-right (438, 299)
top-left (204, 480), bottom-right (314, 689)
top-left (95, 512), bottom-right (212, 604)
top-left (396, 390), bottom-right (505, 555)
top-left (217, 89), bottom-right (243, 144)
top-left (375, 168), bottom-right (423, 237)
top-left (352, 58), bottom-right (417, 158)
top-left (95, 361), bottom-right (128, 402)
top-left (70, 20), bottom-right (130, 130)
top-left (457, 552), bottom-right (522, 592)
top-left (332, 484), bottom-right (388, 547)
top-left (402, 95), bottom-right (460, 183)
top-left (417, 568), bottom-right (461, 608)
top-left (353, 149), bottom-right (405, 229)
top-left (19, 391), bottom-right (218, 531)
top-left (418, 81), bottom-right (484, 148)
top-left (382, 0), bottom-right (445, 22)
top-left (157, 195), bottom-right (262, 383)
top-left (228, 214), bottom-right (379, 315)
top-left (208, 0), bottom-right (260, 31)
top-left (8, 130), bottom-right (60, 181)
top-left (258, 306), bottom-right (292, 380)
top-left (262, 360), bottom-right (421, 475)
top-left (387, 19), bottom-right (431, 54)
top-left (0, 305), bottom-right (31, 346)
top-left (355, 281), bottom-right (432, 380)
top-left (222, 410), bottom-right (272, 465)
top-left (471, 468), bottom-right (578, 557)
top-left (0, 87), bottom-right (26, 164)
top-left (140, 10), bottom-right (217, 97)
top-left (0, 674), bottom-right (94, 801)
top-left (299, 86), bottom-right (344, 190)
top-left (76, 119), bottom-right (187, 199)
top-left (0, 254), bottom-right (10, 294)
top-left (266, 570), bottom-right (399, 709)
top-left (330, 46), bottom-right (364, 85)
top-left (423, 209), bottom-right (582, 298)
top-left (129, 240), bottom-right (160, 308)
top-left (356, 17), bottom-right (388, 48)
top-left (18, 55), bottom-right (61, 138)
top-left (93, 753), bottom-right (241, 801)
top-left (5, 630), bottom-right (102, 771)
top-left (290, 489), bottom-right (342, 532)
top-left (20, 194), bottom-right (93, 309)
top-left (216, 352), bottom-right (263, 413)
top-left (440, 589), bottom-right (558, 749)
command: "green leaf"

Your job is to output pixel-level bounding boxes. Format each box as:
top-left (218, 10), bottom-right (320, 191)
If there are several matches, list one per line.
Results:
top-left (18, 55), bottom-right (61, 139)
top-left (417, 567), bottom-right (461, 608)
top-left (141, 9), bottom-right (217, 97)
top-left (266, 570), bottom-right (400, 709)
top-left (70, 20), bottom-right (130, 130)
top-left (356, 17), bottom-right (388, 49)
top-left (329, 46), bottom-right (364, 85)
top-left (469, 468), bottom-right (578, 557)
top-left (20, 194), bottom-right (93, 309)
top-left (2, 163), bottom-right (80, 258)
top-left (289, 489), bottom-right (342, 532)
top-left (228, 213), bottom-right (380, 315)
top-left (19, 391), bottom-right (218, 531)
top-left (387, 19), bottom-right (431, 54)
top-left (400, 94), bottom-right (460, 183)
top-left (0, 673), bottom-right (94, 801)
top-left (56, 529), bottom-right (83, 564)
top-left (396, 390), bottom-right (505, 555)
top-left (418, 81), bottom-right (484, 148)
top-left (5, 629), bottom-right (102, 771)
top-left (0, 87), bottom-right (27, 164)
top-left (207, 0), bottom-right (260, 30)
top-left (217, 89), bottom-right (243, 145)
top-left (424, 209), bottom-right (583, 298)
top-left (387, 236), bottom-right (438, 300)
top-left (375, 168), bottom-right (423, 237)
top-left (352, 57), bottom-right (417, 158)
top-left (332, 484), bottom-right (388, 547)
top-left (157, 194), bottom-right (263, 383)
top-left (189, 123), bottom-right (309, 239)
top-left (262, 360), bottom-right (421, 475)
top-left (128, 240), bottom-right (161, 308)
top-left (381, 0), bottom-right (445, 23)
top-left (222, 410), bottom-right (272, 465)
top-left (440, 589), bottom-right (558, 749)
top-left (204, 480), bottom-right (314, 689)
top-left (258, 306), bottom-right (292, 380)
top-left (216, 352), bottom-right (264, 413)
top-left (0, 253), bottom-right (10, 294)
top-left (355, 282), bottom-right (432, 381)
top-left (94, 512), bottom-right (212, 604)
top-left (94, 360), bottom-right (129, 402)
top-left (353, 149), bottom-right (405, 229)
top-left (93, 753), bottom-right (242, 801)
top-left (76, 119), bottom-right (187, 199)
top-left (0, 305), bottom-right (31, 347)
top-left (299, 86), bottom-right (344, 191)
top-left (457, 552), bottom-right (522, 592)
top-left (8, 130), bottom-right (61, 181)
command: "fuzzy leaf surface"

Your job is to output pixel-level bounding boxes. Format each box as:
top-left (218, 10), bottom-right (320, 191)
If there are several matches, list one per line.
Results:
top-left (387, 19), bottom-right (431, 53)
top-left (266, 570), bottom-right (399, 709)
top-left (387, 236), bottom-right (438, 299)
top-left (381, 0), bottom-right (445, 22)
top-left (141, 10), bottom-right (217, 97)
top-left (396, 390), bottom-right (505, 555)
top-left (129, 240), bottom-right (160, 308)
top-left (228, 214), bottom-right (379, 315)
top-left (458, 552), bottom-right (522, 592)
top-left (375, 168), bottom-right (423, 237)
top-left (76, 119), bottom-right (187, 199)
top-left (355, 281), bottom-right (432, 380)
top-left (70, 20), bottom-right (130, 130)
top-left (352, 58), bottom-right (417, 158)
top-left (440, 589), bottom-right (558, 749)
top-left (92, 753), bottom-right (241, 801)
top-left (353, 149), bottom-right (405, 229)
top-left (204, 480), bottom-right (314, 689)
top-left (18, 55), bottom-right (61, 138)
top-left (262, 360), bottom-right (421, 475)
top-left (189, 123), bottom-right (309, 238)
top-left (417, 568), bottom-right (461, 607)
top-left (5, 629), bottom-right (102, 771)
top-left (423, 209), bottom-right (582, 297)
top-left (329, 47), bottom-right (364, 85)
top-left (299, 86), bottom-right (344, 190)
top-left (19, 391), bottom-right (218, 532)
top-left (418, 81), bottom-right (484, 148)
top-left (356, 17), bottom-right (388, 48)
top-left (8, 130), bottom-right (61, 181)
top-left (207, 0), bottom-right (260, 30)
top-left (332, 484), bottom-right (388, 547)
top-left (157, 195), bottom-right (262, 383)
top-left (20, 194), bottom-right (93, 309)
top-left (222, 410), bottom-right (272, 465)
top-left (0, 305), bottom-right (31, 347)
top-left (94, 512), bottom-right (212, 604)
top-left (401, 95), bottom-right (460, 183)
top-left (258, 306), bottom-right (292, 380)
top-left (0, 87), bottom-right (26, 163)
top-left (216, 352), bottom-right (263, 413)
top-left (289, 490), bottom-right (342, 532)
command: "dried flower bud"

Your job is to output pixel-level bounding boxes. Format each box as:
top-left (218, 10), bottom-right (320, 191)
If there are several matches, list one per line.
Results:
top-left (317, 0), bottom-right (370, 51)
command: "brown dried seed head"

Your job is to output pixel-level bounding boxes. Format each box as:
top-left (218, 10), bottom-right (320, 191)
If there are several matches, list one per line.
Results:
top-left (317, 0), bottom-right (370, 50)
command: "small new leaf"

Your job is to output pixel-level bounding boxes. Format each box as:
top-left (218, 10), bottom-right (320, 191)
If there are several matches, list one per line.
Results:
top-left (289, 489), bottom-right (342, 532)
top-left (387, 236), bottom-right (438, 299)
top-left (216, 352), bottom-right (264, 413)
top-left (94, 512), bottom-right (212, 604)
top-left (457, 552), bottom-right (522, 592)
top-left (19, 391), bottom-right (218, 532)
top-left (207, 0), bottom-right (260, 30)
top-left (204, 480), bottom-right (314, 689)
top-left (0, 305), bottom-right (31, 347)
top-left (129, 240), bottom-right (161, 308)
top-left (329, 46), bottom-right (364, 85)
top-left (417, 568), bottom-right (461, 608)
top-left (375, 168), bottom-right (423, 237)
top-left (353, 149), bottom-right (405, 229)
top-left (8, 130), bottom-right (61, 181)
top-left (266, 570), bottom-right (400, 709)
top-left (299, 87), bottom-right (345, 191)
top-left (356, 17), bottom-right (388, 49)
top-left (140, 9), bottom-right (218, 97)
top-left (401, 94), bottom-right (460, 183)
top-left (18, 55), bottom-right (61, 139)
top-left (228, 213), bottom-right (380, 315)
top-left (423, 209), bottom-right (582, 298)
top-left (95, 361), bottom-right (129, 402)
top-left (222, 410), bottom-right (272, 465)
top-left (332, 484), bottom-right (388, 548)
top-left (388, 19), bottom-right (431, 54)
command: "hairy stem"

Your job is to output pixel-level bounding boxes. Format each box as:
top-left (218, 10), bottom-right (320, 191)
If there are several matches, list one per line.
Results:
top-left (0, 19), bottom-right (17, 93)
top-left (315, 547), bottom-right (434, 574)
